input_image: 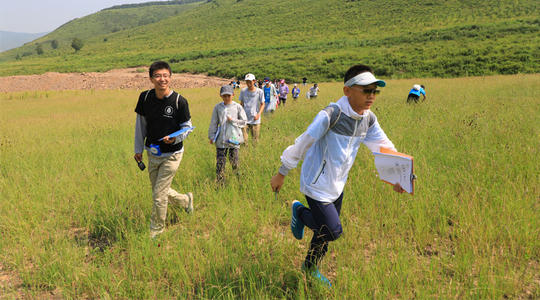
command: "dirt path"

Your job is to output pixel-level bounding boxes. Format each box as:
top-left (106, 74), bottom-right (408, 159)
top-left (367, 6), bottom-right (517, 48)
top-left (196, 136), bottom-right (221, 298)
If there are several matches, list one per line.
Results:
top-left (0, 67), bottom-right (232, 93)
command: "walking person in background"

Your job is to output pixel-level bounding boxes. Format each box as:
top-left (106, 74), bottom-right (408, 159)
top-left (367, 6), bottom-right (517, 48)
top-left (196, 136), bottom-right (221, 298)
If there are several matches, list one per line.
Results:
top-left (271, 64), bottom-right (404, 287)
top-left (263, 77), bottom-right (278, 114)
top-left (239, 73), bottom-right (265, 144)
top-left (302, 77), bottom-right (307, 86)
top-left (278, 79), bottom-right (289, 107)
top-left (307, 83), bottom-right (319, 99)
top-left (292, 84), bottom-right (300, 101)
top-left (406, 84), bottom-right (426, 104)
top-left (208, 85), bottom-right (247, 184)
top-left (134, 61), bottom-right (194, 239)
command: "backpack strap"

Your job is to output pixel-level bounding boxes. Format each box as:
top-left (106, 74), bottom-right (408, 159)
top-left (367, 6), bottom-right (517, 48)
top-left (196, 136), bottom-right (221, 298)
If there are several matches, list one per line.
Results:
top-left (323, 103), bottom-right (341, 130)
top-left (367, 110), bottom-right (376, 127)
top-left (143, 89), bottom-right (151, 102)
top-left (176, 93), bottom-right (180, 110)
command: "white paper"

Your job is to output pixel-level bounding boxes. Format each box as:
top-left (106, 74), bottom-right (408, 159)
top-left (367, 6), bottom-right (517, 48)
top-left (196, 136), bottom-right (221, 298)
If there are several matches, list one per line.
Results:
top-left (373, 152), bottom-right (414, 194)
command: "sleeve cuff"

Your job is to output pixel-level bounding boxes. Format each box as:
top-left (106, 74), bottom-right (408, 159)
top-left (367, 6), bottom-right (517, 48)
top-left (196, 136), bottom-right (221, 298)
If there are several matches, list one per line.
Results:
top-left (278, 165), bottom-right (290, 176)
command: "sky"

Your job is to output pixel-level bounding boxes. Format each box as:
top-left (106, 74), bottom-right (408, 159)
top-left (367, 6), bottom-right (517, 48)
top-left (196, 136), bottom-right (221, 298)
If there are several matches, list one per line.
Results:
top-left (0, 0), bottom-right (171, 33)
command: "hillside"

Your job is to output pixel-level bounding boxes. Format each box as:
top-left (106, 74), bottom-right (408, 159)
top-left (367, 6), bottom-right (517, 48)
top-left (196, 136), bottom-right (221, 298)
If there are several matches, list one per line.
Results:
top-left (0, 0), bottom-right (538, 81)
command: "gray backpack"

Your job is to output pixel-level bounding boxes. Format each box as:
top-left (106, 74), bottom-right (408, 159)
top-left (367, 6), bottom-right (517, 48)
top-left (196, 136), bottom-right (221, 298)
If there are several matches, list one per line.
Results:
top-left (323, 103), bottom-right (375, 131)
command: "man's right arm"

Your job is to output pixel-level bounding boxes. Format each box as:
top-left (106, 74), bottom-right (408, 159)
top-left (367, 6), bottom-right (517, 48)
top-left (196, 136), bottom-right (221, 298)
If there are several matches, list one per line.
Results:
top-left (134, 114), bottom-right (147, 161)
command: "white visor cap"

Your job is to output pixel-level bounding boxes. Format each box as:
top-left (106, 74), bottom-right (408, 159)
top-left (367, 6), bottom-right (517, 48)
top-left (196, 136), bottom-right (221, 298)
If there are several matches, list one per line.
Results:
top-left (344, 72), bottom-right (386, 87)
top-left (244, 73), bottom-right (256, 81)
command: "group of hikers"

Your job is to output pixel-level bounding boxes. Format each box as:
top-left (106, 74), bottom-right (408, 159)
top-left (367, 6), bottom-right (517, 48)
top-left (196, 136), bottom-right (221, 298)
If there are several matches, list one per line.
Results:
top-left (133, 61), bottom-right (413, 287)
top-left (227, 76), bottom-right (321, 112)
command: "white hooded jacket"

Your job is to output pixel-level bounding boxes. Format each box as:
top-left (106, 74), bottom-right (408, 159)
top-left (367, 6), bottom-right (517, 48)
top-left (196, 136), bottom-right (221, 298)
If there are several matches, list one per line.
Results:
top-left (278, 96), bottom-right (396, 202)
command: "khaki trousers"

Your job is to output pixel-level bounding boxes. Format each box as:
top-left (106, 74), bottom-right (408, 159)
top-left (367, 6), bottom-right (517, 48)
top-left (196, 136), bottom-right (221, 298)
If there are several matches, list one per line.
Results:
top-left (147, 152), bottom-right (189, 236)
top-left (242, 123), bottom-right (260, 145)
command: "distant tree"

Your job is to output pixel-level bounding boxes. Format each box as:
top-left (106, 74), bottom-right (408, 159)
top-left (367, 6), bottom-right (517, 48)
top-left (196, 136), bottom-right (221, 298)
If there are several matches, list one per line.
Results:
top-left (71, 38), bottom-right (84, 52)
top-left (15, 54), bottom-right (21, 60)
top-left (36, 44), bottom-right (44, 55)
top-left (51, 40), bottom-right (59, 49)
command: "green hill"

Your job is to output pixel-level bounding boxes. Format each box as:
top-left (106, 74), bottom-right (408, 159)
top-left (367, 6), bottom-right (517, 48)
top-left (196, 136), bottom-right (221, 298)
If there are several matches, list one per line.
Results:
top-left (1, 0), bottom-right (538, 81)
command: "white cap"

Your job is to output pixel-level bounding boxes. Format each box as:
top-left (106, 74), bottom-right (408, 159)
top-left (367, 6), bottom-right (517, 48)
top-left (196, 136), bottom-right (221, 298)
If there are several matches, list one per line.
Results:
top-left (344, 72), bottom-right (386, 87)
top-left (413, 84), bottom-right (421, 90)
top-left (244, 73), bottom-right (256, 81)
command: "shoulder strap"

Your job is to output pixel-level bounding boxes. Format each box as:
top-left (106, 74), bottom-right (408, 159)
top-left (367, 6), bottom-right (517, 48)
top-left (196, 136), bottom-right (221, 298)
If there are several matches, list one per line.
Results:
top-left (367, 110), bottom-right (376, 127)
top-left (143, 89), bottom-right (151, 102)
top-left (176, 93), bottom-right (180, 110)
top-left (323, 103), bottom-right (341, 130)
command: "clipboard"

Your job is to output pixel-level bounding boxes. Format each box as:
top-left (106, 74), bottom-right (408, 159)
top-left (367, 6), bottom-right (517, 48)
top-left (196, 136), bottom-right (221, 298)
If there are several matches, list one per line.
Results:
top-left (212, 125), bottom-right (221, 143)
top-left (159, 127), bottom-right (195, 141)
top-left (373, 148), bottom-right (415, 194)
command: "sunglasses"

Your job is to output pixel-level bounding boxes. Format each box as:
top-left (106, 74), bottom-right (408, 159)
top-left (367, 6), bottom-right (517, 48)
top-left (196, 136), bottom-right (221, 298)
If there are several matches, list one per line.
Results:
top-left (351, 86), bottom-right (381, 95)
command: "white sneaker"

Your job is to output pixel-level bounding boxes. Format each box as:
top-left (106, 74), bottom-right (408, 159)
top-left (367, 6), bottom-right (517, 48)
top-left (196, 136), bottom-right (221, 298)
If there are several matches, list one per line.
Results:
top-left (150, 229), bottom-right (163, 239)
top-left (185, 192), bottom-right (194, 214)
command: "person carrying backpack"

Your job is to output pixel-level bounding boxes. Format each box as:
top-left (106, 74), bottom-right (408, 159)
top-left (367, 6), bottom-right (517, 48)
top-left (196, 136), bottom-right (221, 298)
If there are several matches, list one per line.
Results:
top-left (271, 64), bottom-right (405, 287)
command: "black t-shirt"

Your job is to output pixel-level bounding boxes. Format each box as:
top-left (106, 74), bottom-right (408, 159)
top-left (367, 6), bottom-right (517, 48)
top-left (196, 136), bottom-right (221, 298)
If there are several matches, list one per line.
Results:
top-left (135, 89), bottom-right (191, 153)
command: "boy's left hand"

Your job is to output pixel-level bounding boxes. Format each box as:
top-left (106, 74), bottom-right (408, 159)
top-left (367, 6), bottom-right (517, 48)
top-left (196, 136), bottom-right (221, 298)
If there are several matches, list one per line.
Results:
top-left (162, 136), bottom-right (175, 144)
top-left (393, 183), bottom-right (405, 193)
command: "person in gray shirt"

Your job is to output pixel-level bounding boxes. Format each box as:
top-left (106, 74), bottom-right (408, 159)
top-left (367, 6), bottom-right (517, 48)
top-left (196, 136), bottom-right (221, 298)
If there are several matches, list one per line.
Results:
top-left (238, 73), bottom-right (265, 144)
top-left (208, 85), bottom-right (247, 183)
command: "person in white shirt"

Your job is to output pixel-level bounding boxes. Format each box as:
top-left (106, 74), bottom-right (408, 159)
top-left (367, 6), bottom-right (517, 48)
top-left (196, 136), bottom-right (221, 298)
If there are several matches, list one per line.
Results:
top-left (238, 73), bottom-right (265, 144)
top-left (307, 83), bottom-right (319, 99)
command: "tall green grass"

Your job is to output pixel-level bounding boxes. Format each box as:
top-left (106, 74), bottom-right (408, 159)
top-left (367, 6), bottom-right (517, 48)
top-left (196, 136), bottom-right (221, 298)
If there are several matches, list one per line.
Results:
top-left (0, 74), bottom-right (539, 298)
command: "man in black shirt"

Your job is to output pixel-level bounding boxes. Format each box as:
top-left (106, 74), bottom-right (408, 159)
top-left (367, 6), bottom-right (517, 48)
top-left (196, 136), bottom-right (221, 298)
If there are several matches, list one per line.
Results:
top-left (134, 61), bottom-right (194, 239)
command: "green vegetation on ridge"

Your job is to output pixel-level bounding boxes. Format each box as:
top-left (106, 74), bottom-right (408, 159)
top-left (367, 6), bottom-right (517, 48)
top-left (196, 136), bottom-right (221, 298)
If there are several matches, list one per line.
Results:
top-left (0, 0), bottom-right (538, 81)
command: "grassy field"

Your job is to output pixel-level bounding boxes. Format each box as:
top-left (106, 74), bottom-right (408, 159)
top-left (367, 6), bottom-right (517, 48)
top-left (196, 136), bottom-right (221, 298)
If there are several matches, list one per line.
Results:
top-left (1, 0), bottom-right (538, 80)
top-left (0, 74), bottom-right (539, 298)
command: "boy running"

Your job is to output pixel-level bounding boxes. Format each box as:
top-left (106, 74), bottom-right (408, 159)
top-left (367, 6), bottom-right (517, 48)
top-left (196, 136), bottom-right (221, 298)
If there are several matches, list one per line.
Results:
top-left (271, 64), bottom-right (404, 286)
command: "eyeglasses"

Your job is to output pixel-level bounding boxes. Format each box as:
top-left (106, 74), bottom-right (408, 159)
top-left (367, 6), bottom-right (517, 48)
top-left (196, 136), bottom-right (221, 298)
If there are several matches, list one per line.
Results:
top-left (351, 86), bottom-right (380, 95)
top-left (152, 73), bottom-right (171, 79)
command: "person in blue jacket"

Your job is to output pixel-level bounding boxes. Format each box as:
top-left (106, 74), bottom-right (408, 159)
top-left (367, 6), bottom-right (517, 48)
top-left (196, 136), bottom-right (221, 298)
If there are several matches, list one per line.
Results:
top-left (406, 84), bottom-right (426, 103)
top-left (271, 64), bottom-right (405, 287)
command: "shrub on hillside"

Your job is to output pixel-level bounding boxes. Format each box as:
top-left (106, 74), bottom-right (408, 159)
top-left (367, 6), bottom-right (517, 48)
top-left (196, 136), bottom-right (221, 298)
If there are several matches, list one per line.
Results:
top-left (71, 38), bottom-right (84, 52)
top-left (36, 45), bottom-right (44, 55)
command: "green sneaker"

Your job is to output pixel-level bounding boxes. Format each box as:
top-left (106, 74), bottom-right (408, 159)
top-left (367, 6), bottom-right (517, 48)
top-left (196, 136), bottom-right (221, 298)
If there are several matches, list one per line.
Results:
top-left (302, 263), bottom-right (331, 288)
top-left (185, 192), bottom-right (193, 214)
top-left (291, 200), bottom-right (305, 240)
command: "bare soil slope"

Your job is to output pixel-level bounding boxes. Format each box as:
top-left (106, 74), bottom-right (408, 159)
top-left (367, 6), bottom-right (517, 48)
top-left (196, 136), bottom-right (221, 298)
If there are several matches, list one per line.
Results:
top-left (0, 68), bottom-right (231, 92)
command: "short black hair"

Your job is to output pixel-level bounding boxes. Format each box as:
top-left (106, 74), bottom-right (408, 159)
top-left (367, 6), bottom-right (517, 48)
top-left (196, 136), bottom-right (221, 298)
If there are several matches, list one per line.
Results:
top-left (344, 64), bottom-right (374, 83)
top-left (420, 85), bottom-right (425, 89)
top-left (149, 61), bottom-right (171, 78)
